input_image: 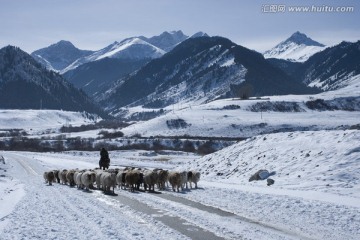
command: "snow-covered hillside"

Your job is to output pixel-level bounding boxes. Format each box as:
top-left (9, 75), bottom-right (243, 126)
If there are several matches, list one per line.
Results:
top-left (119, 85), bottom-right (360, 138)
top-left (187, 129), bottom-right (360, 197)
top-left (264, 32), bottom-right (326, 62)
top-left (0, 109), bottom-right (100, 132)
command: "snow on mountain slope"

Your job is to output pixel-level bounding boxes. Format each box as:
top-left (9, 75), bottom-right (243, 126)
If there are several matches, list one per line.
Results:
top-left (31, 54), bottom-right (57, 72)
top-left (61, 38), bottom-right (165, 73)
top-left (139, 46), bottom-right (247, 107)
top-left (264, 42), bottom-right (325, 62)
top-left (0, 109), bottom-right (100, 132)
top-left (98, 38), bottom-right (165, 59)
top-left (264, 32), bottom-right (326, 62)
top-left (294, 40), bottom-right (360, 92)
top-left (308, 73), bottom-right (360, 91)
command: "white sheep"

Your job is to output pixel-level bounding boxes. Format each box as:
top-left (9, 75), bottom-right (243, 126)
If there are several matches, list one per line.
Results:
top-left (52, 170), bottom-right (60, 183)
top-left (101, 172), bottom-right (117, 194)
top-left (116, 170), bottom-right (128, 190)
top-left (66, 169), bottom-right (76, 187)
top-left (187, 170), bottom-right (201, 189)
top-left (59, 169), bottom-right (68, 185)
top-left (43, 171), bottom-right (55, 186)
top-left (125, 170), bottom-right (141, 192)
top-left (74, 170), bottom-right (85, 189)
top-left (157, 169), bottom-right (169, 190)
top-left (143, 170), bottom-right (158, 192)
top-left (81, 170), bottom-right (96, 191)
top-left (180, 171), bottom-right (188, 190)
top-left (94, 169), bottom-right (104, 190)
top-left (168, 171), bottom-right (182, 192)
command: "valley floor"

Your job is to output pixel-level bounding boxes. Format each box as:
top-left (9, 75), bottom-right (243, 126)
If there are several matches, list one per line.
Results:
top-left (0, 140), bottom-right (359, 240)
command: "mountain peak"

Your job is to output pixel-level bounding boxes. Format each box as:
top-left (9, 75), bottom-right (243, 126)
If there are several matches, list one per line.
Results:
top-left (263, 31), bottom-right (326, 62)
top-left (1, 45), bottom-right (23, 53)
top-left (190, 31), bottom-right (209, 38)
top-left (1, 45), bottom-right (34, 64)
top-left (143, 30), bottom-right (189, 52)
top-left (31, 40), bottom-right (94, 72)
top-left (54, 40), bottom-right (76, 48)
top-left (286, 31), bottom-right (325, 47)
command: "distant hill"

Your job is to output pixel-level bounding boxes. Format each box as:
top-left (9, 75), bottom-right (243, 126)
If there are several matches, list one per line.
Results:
top-left (0, 46), bottom-right (107, 118)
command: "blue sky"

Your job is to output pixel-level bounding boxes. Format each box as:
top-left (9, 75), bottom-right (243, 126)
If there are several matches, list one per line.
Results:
top-left (0, 0), bottom-right (359, 53)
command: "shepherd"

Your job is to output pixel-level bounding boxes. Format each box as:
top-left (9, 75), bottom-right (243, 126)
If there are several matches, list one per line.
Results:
top-left (99, 147), bottom-right (110, 170)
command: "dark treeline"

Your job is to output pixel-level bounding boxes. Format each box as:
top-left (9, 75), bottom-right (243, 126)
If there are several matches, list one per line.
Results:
top-left (0, 136), bottom-right (224, 155)
top-left (60, 119), bottom-right (131, 133)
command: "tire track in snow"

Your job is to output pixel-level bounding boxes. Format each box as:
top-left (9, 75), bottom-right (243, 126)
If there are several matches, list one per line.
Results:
top-left (107, 190), bottom-right (224, 240)
top-left (115, 189), bottom-right (317, 240)
top-left (153, 191), bottom-right (316, 240)
top-left (11, 155), bottom-right (39, 176)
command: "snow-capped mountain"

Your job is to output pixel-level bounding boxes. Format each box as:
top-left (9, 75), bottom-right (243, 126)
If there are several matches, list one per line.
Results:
top-left (31, 40), bottom-right (93, 71)
top-left (60, 31), bottom-right (210, 96)
top-left (0, 46), bottom-right (106, 117)
top-left (99, 36), bottom-right (315, 113)
top-left (293, 40), bottom-right (360, 91)
top-left (264, 31), bottom-right (326, 62)
top-left (61, 37), bottom-right (166, 73)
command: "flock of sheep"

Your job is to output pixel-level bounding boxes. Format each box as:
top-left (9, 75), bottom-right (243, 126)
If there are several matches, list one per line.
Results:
top-left (43, 167), bottom-right (201, 194)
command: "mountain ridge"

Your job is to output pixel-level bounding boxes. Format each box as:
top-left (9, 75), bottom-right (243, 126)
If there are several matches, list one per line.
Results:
top-left (32, 31), bottom-right (198, 73)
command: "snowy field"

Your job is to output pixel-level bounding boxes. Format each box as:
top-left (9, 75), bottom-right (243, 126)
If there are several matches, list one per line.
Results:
top-left (0, 109), bottom-right (100, 133)
top-left (0, 129), bottom-right (359, 239)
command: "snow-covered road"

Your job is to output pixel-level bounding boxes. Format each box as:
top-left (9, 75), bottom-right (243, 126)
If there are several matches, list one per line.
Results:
top-left (0, 153), bottom-right (187, 240)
